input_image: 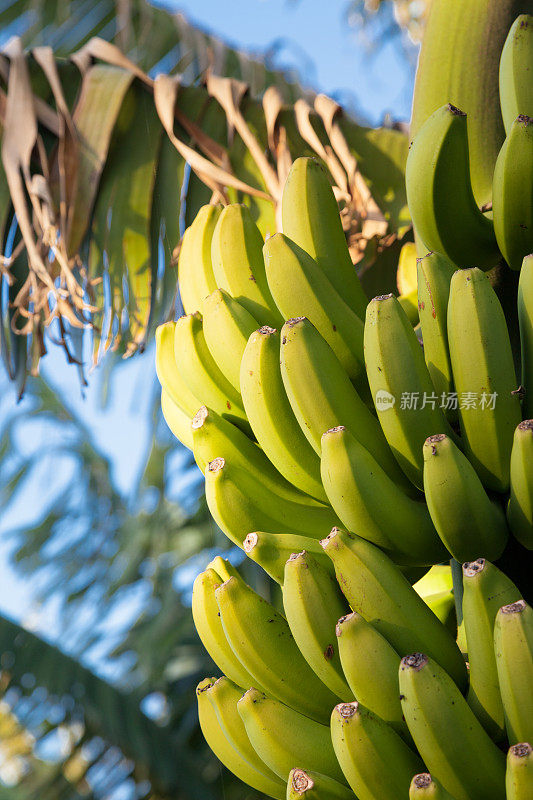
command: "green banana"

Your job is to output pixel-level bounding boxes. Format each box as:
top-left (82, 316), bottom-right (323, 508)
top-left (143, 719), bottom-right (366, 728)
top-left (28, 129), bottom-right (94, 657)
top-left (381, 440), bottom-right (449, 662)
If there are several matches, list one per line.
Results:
top-left (492, 114), bottom-right (533, 271)
top-left (462, 558), bottom-right (521, 741)
top-left (330, 700), bottom-right (423, 800)
top-left (263, 232), bottom-right (366, 389)
top-left (518, 255), bottom-right (533, 419)
top-left (416, 252), bottom-right (457, 415)
top-left (191, 569), bottom-right (259, 690)
top-left (207, 678), bottom-right (285, 793)
top-left (240, 326), bottom-right (327, 502)
top-left (211, 204), bottom-right (282, 327)
top-left (286, 768), bottom-right (353, 800)
top-left (507, 420), bottom-right (533, 549)
top-left (282, 550), bottom-right (351, 699)
top-left (202, 288), bottom-right (258, 392)
top-left (237, 687), bottom-right (345, 783)
top-left (335, 611), bottom-right (407, 739)
top-left (204, 457), bottom-right (340, 547)
top-left (364, 292), bottom-right (456, 489)
top-left (177, 205), bottom-right (221, 314)
top-left (447, 267), bottom-right (521, 492)
top-left (409, 773), bottom-right (458, 800)
top-left (500, 14), bottom-right (533, 135)
top-left (399, 653), bottom-right (506, 800)
top-left (243, 531), bottom-right (333, 585)
top-left (173, 312), bottom-right (250, 433)
top-left (196, 678), bottom-right (285, 800)
top-left (320, 528), bottom-right (467, 689)
top-left (160, 389), bottom-right (193, 450)
top-left (494, 599), bottom-right (533, 745)
top-left (155, 321), bottom-right (201, 417)
top-left (321, 426), bottom-right (447, 565)
top-left (281, 157), bottom-right (368, 320)
top-left (422, 434), bottom-right (509, 562)
top-left (280, 317), bottom-right (411, 492)
top-left (506, 742), bottom-right (533, 800)
top-left (216, 576), bottom-right (339, 723)
top-left (406, 104), bottom-right (499, 269)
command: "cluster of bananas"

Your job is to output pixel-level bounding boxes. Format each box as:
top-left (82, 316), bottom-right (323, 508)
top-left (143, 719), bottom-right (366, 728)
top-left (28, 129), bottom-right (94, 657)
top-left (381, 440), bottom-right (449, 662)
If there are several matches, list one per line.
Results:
top-left (154, 17), bottom-right (533, 800)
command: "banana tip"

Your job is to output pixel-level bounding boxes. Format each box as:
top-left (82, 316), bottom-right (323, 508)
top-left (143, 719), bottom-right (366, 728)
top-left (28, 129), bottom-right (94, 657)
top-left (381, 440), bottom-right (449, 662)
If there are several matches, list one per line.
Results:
top-left (192, 406), bottom-right (209, 429)
top-left (510, 743), bottom-right (532, 758)
top-left (500, 599), bottom-right (526, 614)
top-left (291, 769), bottom-right (314, 794)
top-left (335, 701), bottom-right (359, 719)
top-left (401, 652), bottom-right (428, 671)
top-left (463, 558), bottom-right (485, 577)
top-left (243, 533), bottom-right (258, 552)
top-left (412, 773), bottom-right (433, 789)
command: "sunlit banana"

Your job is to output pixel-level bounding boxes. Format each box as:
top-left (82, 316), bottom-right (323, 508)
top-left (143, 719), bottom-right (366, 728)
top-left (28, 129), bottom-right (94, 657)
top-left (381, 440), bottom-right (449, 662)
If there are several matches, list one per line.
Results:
top-left (321, 426), bottom-right (446, 565)
top-left (330, 700), bottom-right (423, 800)
top-left (507, 420), bottom-right (533, 549)
top-left (286, 768), bottom-right (353, 800)
top-left (173, 312), bottom-right (250, 432)
top-left (416, 251), bottom-right (457, 415)
top-left (335, 611), bottom-right (407, 740)
top-left (422, 434), bottom-right (509, 562)
top-left (242, 531), bottom-right (333, 584)
top-left (280, 317), bottom-right (412, 493)
top-left (196, 678), bottom-right (285, 800)
top-left (263, 232), bottom-right (366, 390)
top-left (240, 326), bottom-right (327, 502)
top-left (211, 203), bottom-right (283, 326)
top-left (406, 104), bottom-right (500, 269)
top-left (205, 556), bottom-right (241, 582)
top-left (462, 558), bottom-right (521, 741)
top-left (155, 321), bottom-right (201, 417)
top-left (409, 773), bottom-right (458, 800)
top-left (506, 742), bottom-right (533, 800)
top-left (494, 599), bottom-right (533, 745)
top-left (160, 389), bottom-right (193, 449)
top-left (281, 156), bottom-right (368, 320)
top-left (192, 569), bottom-right (259, 690)
top-left (216, 576), bottom-right (339, 722)
top-left (177, 204), bottom-right (221, 313)
top-left (492, 114), bottom-right (533, 271)
top-left (447, 267), bottom-right (521, 492)
top-left (320, 528), bottom-right (467, 689)
top-left (499, 14), bottom-right (533, 135)
top-left (399, 653), bottom-right (506, 800)
top-left (237, 687), bottom-right (344, 782)
top-left (518, 255), bottom-right (533, 419)
top-left (413, 565), bottom-right (456, 632)
top-left (364, 292), bottom-right (456, 489)
top-left (202, 288), bottom-right (258, 392)
top-left (282, 551), bottom-right (350, 699)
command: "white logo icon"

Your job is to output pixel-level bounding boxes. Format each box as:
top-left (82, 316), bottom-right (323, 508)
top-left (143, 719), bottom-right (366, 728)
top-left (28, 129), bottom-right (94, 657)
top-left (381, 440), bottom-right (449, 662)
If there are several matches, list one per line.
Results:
top-left (375, 390), bottom-right (396, 411)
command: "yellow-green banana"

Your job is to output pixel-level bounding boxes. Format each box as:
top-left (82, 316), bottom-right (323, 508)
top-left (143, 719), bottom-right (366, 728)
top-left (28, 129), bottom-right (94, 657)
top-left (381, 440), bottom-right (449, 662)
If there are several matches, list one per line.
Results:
top-left (196, 678), bottom-right (284, 800)
top-left (216, 577), bottom-right (339, 722)
top-left (211, 204), bottom-right (282, 327)
top-left (155, 321), bottom-right (201, 417)
top-left (364, 292), bottom-right (456, 489)
top-left (192, 569), bottom-right (258, 690)
top-left (494, 599), bottom-right (533, 745)
top-left (397, 241), bottom-right (419, 326)
top-left (237, 687), bottom-right (344, 782)
top-left (447, 267), bottom-right (521, 492)
top-left (412, 565), bottom-right (456, 633)
top-left (320, 528), bottom-right (467, 689)
top-left (335, 611), bottom-right (407, 740)
top-left (518, 255), bottom-right (533, 418)
top-left (409, 773), bottom-right (458, 800)
top-left (422, 434), bottom-right (509, 562)
top-left (242, 531), bottom-right (333, 584)
top-left (406, 105), bottom-right (499, 269)
top-left (330, 701), bottom-right (423, 800)
top-left (500, 14), bottom-right (533, 135)
top-left (462, 558), bottom-right (521, 741)
top-left (321, 426), bottom-right (446, 565)
top-left (263, 232), bottom-right (366, 389)
top-left (507, 420), bottom-right (533, 549)
top-left (174, 312), bottom-right (250, 432)
top-left (202, 288), bottom-right (258, 392)
top-left (205, 556), bottom-right (241, 582)
top-left (492, 114), bottom-right (533, 271)
top-left (177, 204), bottom-right (221, 313)
top-left (286, 768), bottom-right (353, 800)
top-left (240, 326), bottom-right (327, 502)
top-left (280, 317), bottom-right (410, 492)
top-left (282, 550), bottom-right (350, 699)
top-left (281, 157), bottom-right (367, 320)
top-left (399, 653), bottom-right (506, 800)
top-left (506, 742), bottom-right (533, 800)
top-left (160, 390), bottom-right (193, 450)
